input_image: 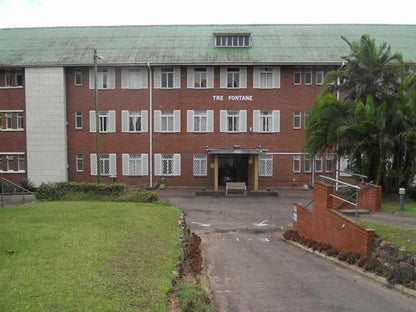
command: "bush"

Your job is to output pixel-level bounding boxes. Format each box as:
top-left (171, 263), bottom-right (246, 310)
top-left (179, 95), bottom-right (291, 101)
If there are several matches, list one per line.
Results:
top-left (408, 186), bottom-right (416, 201)
top-left (175, 284), bottom-right (214, 312)
top-left (20, 178), bottom-right (35, 192)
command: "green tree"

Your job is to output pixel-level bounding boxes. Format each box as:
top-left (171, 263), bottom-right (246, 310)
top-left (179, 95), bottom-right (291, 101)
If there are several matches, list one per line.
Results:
top-left (305, 35), bottom-right (416, 193)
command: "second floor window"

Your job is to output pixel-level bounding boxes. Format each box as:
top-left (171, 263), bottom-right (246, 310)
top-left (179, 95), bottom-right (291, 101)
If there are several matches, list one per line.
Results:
top-left (6, 113), bottom-right (12, 129)
top-left (75, 68), bottom-right (82, 86)
top-left (316, 67), bottom-right (324, 85)
top-left (17, 112), bottom-right (24, 129)
top-left (305, 67), bottom-right (312, 85)
top-left (154, 110), bottom-right (180, 133)
top-left (227, 68), bottom-right (240, 88)
top-left (161, 68), bottom-right (174, 88)
top-left (89, 110), bottom-right (116, 133)
top-left (293, 111), bottom-right (301, 129)
top-left (294, 67), bottom-right (301, 85)
top-left (75, 112), bottom-right (82, 129)
top-left (122, 110), bottom-right (148, 133)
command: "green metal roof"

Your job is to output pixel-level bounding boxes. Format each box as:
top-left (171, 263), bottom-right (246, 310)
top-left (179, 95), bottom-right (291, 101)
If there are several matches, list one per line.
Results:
top-left (0, 24), bottom-right (415, 67)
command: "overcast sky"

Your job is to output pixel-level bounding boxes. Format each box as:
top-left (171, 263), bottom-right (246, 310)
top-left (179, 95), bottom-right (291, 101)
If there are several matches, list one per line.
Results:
top-left (1, 0), bottom-right (415, 28)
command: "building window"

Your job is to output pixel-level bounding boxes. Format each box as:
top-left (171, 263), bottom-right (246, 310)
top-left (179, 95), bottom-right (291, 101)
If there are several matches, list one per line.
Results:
top-left (5, 113), bottom-right (12, 129)
top-left (17, 112), bottom-right (24, 129)
top-left (129, 111), bottom-right (142, 132)
top-left (5, 71), bottom-right (12, 87)
top-left (326, 154), bottom-right (334, 172)
top-left (304, 111), bottom-right (310, 128)
top-left (0, 155), bottom-right (2, 171)
top-left (98, 68), bottom-right (109, 89)
top-left (294, 67), bottom-right (302, 85)
top-left (89, 111), bottom-right (116, 133)
top-left (75, 112), bottom-right (82, 129)
top-left (90, 153), bottom-right (116, 176)
top-left (316, 66), bottom-right (324, 85)
top-left (155, 153), bottom-right (181, 176)
top-left (215, 34), bottom-right (251, 47)
top-left (220, 110), bottom-right (246, 133)
top-left (260, 111), bottom-right (272, 132)
top-left (193, 154), bottom-right (207, 176)
top-left (304, 155), bottom-right (311, 173)
top-left (122, 110), bottom-right (148, 133)
top-left (194, 68), bottom-right (207, 88)
top-left (121, 67), bottom-right (148, 89)
top-left (89, 67), bottom-right (115, 89)
top-left (315, 154), bottom-right (323, 173)
top-left (6, 155), bottom-right (14, 171)
top-left (122, 154), bottom-right (148, 176)
top-left (293, 111), bottom-right (301, 129)
top-left (227, 68), bottom-right (240, 88)
top-left (260, 67), bottom-right (273, 88)
top-left (154, 110), bottom-right (180, 133)
top-left (187, 110), bottom-right (213, 133)
top-left (305, 67), bottom-right (312, 85)
top-left (161, 68), bottom-right (174, 88)
top-left (259, 154), bottom-right (273, 177)
top-left (75, 68), bottom-right (82, 86)
top-left (129, 154), bottom-right (142, 176)
top-left (253, 110), bottom-right (280, 133)
top-left (76, 154), bottom-right (83, 172)
top-left (293, 155), bottom-right (301, 173)
top-left (16, 70), bottom-right (23, 86)
top-left (253, 66), bottom-right (280, 89)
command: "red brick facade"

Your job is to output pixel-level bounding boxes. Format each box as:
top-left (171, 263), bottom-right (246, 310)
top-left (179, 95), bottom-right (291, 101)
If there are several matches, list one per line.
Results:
top-left (293, 182), bottom-right (376, 257)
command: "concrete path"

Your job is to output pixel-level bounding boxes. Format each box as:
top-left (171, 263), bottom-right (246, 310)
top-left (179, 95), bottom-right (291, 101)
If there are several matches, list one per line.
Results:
top-left (165, 189), bottom-right (416, 312)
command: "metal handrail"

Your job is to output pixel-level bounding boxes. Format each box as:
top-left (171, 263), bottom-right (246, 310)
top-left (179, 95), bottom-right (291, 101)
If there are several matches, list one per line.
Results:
top-left (1, 177), bottom-right (35, 208)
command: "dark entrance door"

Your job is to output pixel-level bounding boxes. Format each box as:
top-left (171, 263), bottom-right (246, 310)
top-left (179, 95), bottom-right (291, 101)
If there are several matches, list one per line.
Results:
top-left (218, 154), bottom-right (248, 186)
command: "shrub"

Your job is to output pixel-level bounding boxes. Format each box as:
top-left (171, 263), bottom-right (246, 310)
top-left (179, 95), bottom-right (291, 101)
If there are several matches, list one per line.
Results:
top-left (175, 284), bottom-right (214, 312)
top-left (188, 233), bottom-right (202, 274)
top-left (347, 252), bottom-right (361, 265)
top-left (20, 178), bottom-right (35, 192)
top-left (364, 257), bottom-right (382, 272)
top-left (338, 252), bottom-right (349, 261)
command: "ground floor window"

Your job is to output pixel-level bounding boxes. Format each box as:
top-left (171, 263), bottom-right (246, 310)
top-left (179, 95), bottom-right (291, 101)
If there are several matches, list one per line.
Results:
top-left (193, 154), bottom-right (207, 176)
top-left (76, 154), bottom-right (83, 172)
top-left (293, 155), bottom-right (301, 173)
top-left (90, 153), bottom-right (116, 176)
top-left (154, 153), bottom-right (181, 176)
top-left (259, 154), bottom-right (273, 177)
top-left (122, 154), bottom-right (148, 176)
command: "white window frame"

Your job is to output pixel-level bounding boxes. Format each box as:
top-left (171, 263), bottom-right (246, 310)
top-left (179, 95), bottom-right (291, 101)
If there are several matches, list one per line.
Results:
top-left (305, 67), bottom-right (312, 85)
top-left (187, 110), bottom-right (214, 133)
top-left (90, 153), bottom-right (116, 176)
top-left (220, 67), bottom-right (247, 89)
top-left (215, 34), bottom-right (251, 47)
top-left (76, 154), bottom-right (84, 172)
top-left (89, 110), bottom-right (116, 133)
top-left (89, 67), bottom-right (115, 90)
top-left (293, 155), bottom-right (301, 173)
top-left (122, 153), bottom-right (149, 176)
top-left (17, 155), bottom-right (24, 172)
top-left (154, 153), bottom-right (181, 176)
top-left (304, 155), bottom-right (311, 173)
top-left (253, 110), bottom-right (280, 133)
top-left (17, 112), bottom-right (24, 130)
top-left (75, 111), bottom-right (82, 130)
top-left (15, 70), bottom-right (23, 86)
top-left (0, 155), bottom-right (2, 171)
top-left (193, 154), bottom-right (207, 176)
top-left (326, 154), bottom-right (334, 173)
top-left (259, 154), bottom-right (273, 177)
top-left (154, 67), bottom-right (181, 89)
top-left (253, 66), bottom-right (280, 89)
top-left (5, 70), bottom-right (12, 87)
top-left (75, 68), bottom-right (82, 86)
top-left (294, 67), bottom-right (302, 85)
top-left (220, 110), bottom-right (246, 133)
top-left (293, 111), bottom-right (301, 129)
top-left (154, 110), bottom-right (180, 133)
top-left (187, 67), bottom-right (214, 89)
top-left (5, 112), bottom-right (12, 129)
top-left (304, 111), bottom-right (310, 128)
top-left (316, 66), bottom-right (324, 85)
top-left (121, 67), bottom-right (148, 89)
top-left (121, 110), bottom-right (148, 133)
top-left (6, 155), bottom-right (14, 171)
top-left (315, 154), bottom-right (323, 173)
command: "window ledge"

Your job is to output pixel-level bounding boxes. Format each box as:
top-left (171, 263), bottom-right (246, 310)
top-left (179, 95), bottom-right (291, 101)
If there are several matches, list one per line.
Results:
top-left (0, 86), bottom-right (23, 89)
top-left (0, 129), bottom-right (24, 132)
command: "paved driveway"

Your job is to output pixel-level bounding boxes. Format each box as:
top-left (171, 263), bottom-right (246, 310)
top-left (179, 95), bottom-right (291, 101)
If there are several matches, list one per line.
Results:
top-left (167, 190), bottom-right (416, 312)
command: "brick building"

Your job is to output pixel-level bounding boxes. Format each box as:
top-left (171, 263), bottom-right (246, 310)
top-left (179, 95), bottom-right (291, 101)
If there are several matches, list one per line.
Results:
top-left (1, 25), bottom-right (415, 189)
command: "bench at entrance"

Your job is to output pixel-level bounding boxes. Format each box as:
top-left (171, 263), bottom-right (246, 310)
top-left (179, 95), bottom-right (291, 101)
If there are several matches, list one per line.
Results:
top-left (226, 182), bottom-right (247, 196)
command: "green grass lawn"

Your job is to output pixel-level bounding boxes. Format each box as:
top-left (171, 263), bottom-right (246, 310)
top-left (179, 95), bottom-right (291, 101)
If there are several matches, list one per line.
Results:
top-left (381, 196), bottom-right (416, 215)
top-left (361, 221), bottom-right (416, 254)
top-left (0, 201), bottom-right (182, 312)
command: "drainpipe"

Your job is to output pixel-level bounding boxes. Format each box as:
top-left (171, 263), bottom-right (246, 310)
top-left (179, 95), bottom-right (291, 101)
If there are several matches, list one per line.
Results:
top-left (147, 63), bottom-right (153, 187)
top-left (335, 62), bottom-right (345, 191)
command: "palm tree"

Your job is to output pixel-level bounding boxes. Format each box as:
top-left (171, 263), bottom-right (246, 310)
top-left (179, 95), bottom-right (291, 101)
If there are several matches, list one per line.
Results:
top-left (324, 35), bottom-right (404, 105)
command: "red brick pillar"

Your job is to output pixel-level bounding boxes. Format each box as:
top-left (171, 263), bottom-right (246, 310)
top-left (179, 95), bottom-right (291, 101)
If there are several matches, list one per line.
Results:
top-left (312, 182), bottom-right (334, 243)
top-left (358, 183), bottom-right (382, 211)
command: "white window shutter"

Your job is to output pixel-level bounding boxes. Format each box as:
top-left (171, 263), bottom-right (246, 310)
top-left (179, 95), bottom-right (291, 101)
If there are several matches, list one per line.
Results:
top-left (174, 110), bottom-right (181, 132)
top-left (240, 67), bottom-right (247, 88)
top-left (109, 111), bottom-right (116, 132)
top-left (154, 110), bottom-right (161, 132)
top-left (273, 66), bottom-right (281, 89)
top-left (154, 154), bottom-right (161, 176)
top-left (207, 67), bottom-right (214, 88)
top-left (253, 110), bottom-right (260, 132)
top-left (141, 110), bottom-right (148, 132)
top-left (109, 154), bottom-right (116, 176)
top-left (187, 67), bottom-right (194, 88)
top-left (122, 154), bottom-right (129, 175)
top-left (187, 110), bottom-right (194, 132)
top-left (122, 110), bottom-right (129, 132)
top-left (207, 110), bottom-right (214, 132)
top-left (174, 154), bottom-right (181, 176)
top-left (121, 68), bottom-right (128, 89)
top-left (174, 67), bottom-right (181, 88)
top-left (89, 68), bottom-right (94, 89)
top-left (253, 67), bottom-right (260, 88)
top-left (272, 110), bottom-right (280, 132)
top-left (220, 110), bottom-right (227, 132)
top-left (239, 110), bottom-right (247, 132)
top-left (140, 68), bottom-right (148, 89)
top-left (141, 154), bottom-right (148, 175)
top-left (153, 68), bottom-right (161, 89)
top-left (90, 154), bottom-right (97, 175)
top-left (220, 67), bottom-right (227, 88)
top-left (89, 111), bottom-right (96, 132)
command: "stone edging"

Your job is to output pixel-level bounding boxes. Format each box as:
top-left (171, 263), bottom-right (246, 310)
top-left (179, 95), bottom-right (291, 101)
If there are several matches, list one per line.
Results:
top-left (284, 239), bottom-right (416, 298)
